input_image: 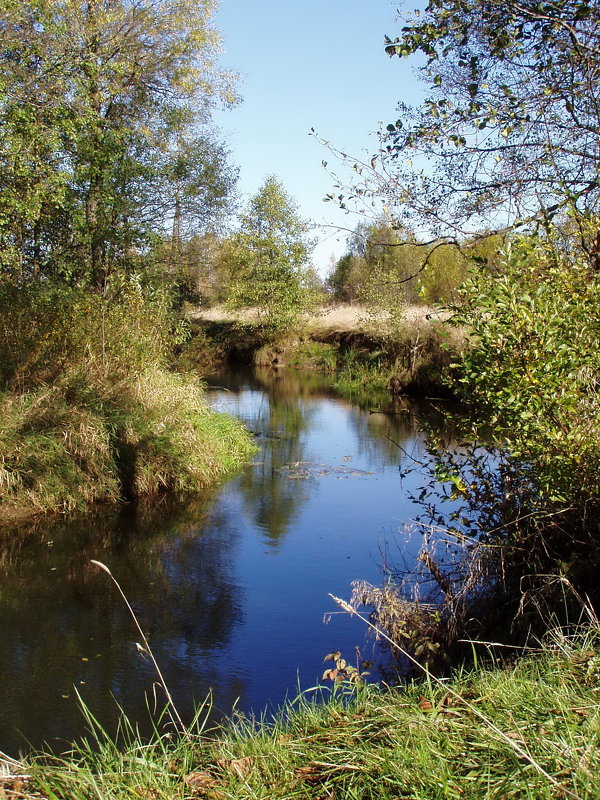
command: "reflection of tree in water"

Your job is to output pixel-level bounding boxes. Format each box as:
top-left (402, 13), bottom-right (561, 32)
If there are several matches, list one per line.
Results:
top-left (346, 396), bottom-right (445, 471)
top-left (0, 494), bottom-right (248, 754)
top-left (207, 363), bottom-right (338, 399)
top-left (236, 369), bottom-right (319, 547)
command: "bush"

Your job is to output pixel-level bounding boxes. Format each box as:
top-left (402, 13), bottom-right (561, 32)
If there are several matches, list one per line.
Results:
top-left (453, 237), bottom-right (600, 505)
top-left (0, 278), bottom-right (183, 390)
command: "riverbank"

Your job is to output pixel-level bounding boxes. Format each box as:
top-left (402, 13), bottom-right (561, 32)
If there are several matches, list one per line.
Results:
top-left (186, 303), bottom-right (462, 398)
top-left (0, 283), bottom-right (256, 519)
top-left (13, 626), bottom-right (600, 799)
top-left (0, 372), bottom-right (256, 519)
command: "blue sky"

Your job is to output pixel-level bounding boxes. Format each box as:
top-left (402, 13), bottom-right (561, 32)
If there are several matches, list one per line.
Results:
top-left (213, 0), bottom-right (426, 277)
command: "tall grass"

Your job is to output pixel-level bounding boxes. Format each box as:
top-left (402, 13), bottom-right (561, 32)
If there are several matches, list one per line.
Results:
top-left (0, 280), bottom-right (255, 516)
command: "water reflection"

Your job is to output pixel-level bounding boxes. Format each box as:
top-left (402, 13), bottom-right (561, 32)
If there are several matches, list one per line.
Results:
top-left (239, 385), bottom-right (317, 546)
top-left (1, 365), bottom-right (453, 755)
top-left (0, 495), bottom-right (246, 753)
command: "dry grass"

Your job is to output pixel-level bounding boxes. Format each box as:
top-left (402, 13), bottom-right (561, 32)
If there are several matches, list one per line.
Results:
top-left (0, 369), bottom-right (256, 517)
top-left (190, 303), bottom-right (451, 334)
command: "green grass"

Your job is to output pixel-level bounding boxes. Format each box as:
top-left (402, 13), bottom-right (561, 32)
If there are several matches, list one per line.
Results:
top-left (18, 628), bottom-right (600, 799)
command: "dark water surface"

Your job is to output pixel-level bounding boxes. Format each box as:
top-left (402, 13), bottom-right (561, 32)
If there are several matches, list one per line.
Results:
top-left (0, 366), bottom-right (454, 755)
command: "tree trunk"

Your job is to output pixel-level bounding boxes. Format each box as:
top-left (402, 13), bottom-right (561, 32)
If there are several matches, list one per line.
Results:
top-left (170, 192), bottom-right (182, 269)
top-left (84, 0), bottom-right (106, 290)
top-left (32, 217), bottom-right (41, 279)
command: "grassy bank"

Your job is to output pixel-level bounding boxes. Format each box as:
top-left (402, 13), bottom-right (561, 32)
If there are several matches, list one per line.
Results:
top-left (187, 304), bottom-right (461, 399)
top-left (0, 283), bottom-right (255, 517)
top-left (11, 627), bottom-right (599, 799)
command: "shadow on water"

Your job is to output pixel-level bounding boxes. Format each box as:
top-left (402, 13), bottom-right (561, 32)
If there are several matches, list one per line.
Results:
top-left (0, 494), bottom-right (248, 754)
top-left (0, 365), bottom-right (459, 755)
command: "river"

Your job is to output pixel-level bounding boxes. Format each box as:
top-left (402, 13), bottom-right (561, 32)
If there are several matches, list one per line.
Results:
top-left (0, 365), bottom-right (457, 755)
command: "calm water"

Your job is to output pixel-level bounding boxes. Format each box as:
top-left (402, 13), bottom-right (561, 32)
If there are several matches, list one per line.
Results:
top-left (0, 366), bottom-right (455, 755)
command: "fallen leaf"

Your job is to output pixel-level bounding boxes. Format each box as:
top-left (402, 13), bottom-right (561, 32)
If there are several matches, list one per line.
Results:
top-left (570, 707), bottom-right (590, 718)
top-left (184, 771), bottom-right (219, 790)
top-left (130, 786), bottom-right (160, 800)
top-left (440, 708), bottom-right (462, 717)
top-left (217, 756), bottom-right (255, 780)
top-left (296, 763), bottom-right (327, 784)
top-left (418, 695), bottom-right (434, 711)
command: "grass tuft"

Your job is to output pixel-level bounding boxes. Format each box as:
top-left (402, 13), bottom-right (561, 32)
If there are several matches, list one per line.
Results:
top-left (0, 281), bottom-right (256, 517)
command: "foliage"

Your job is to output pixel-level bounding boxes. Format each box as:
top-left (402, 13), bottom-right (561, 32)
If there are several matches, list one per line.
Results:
top-left (152, 126), bottom-right (239, 274)
top-left (226, 176), bottom-right (314, 333)
top-left (349, 580), bottom-right (445, 669)
top-left (326, 252), bottom-right (365, 302)
top-left (0, 0), bottom-right (237, 286)
top-left (328, 220), bottom-right (421, 311)
top-left (382, 0), bottom-right (600, 247)
top-left (452, 237), bottom-right (600, 505)
top-left (0, 278), bottom-right (183, 389)
top-left (328, 222), bottom-right (504, 313)
top-left (320, 0), bottom-right (600, 274)
top-left (322, 649), bottom-right (371, 687)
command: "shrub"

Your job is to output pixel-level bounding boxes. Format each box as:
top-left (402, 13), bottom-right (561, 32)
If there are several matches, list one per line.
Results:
top-left (453, 237), bottom-right (600, 505)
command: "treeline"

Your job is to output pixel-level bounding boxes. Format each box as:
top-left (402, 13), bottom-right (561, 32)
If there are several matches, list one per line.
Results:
top-left (327, 219), bottom-right (503, 306)
top-left (0, 0), bottom-right (238, 287)
top-left (0, 3), bottom-right (321, 334)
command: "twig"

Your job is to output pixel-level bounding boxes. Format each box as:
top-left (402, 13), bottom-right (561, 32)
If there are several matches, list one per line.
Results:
top-left (385, 435), bottom-right (427, 467)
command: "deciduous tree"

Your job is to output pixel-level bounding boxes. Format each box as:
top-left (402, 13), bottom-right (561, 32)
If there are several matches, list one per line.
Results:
top-left (0, 0), bottom-right (237, 286)
top-left (227, 176), bottom-right (314, 331)
top-left (324, 0), bottom-right (600, 269)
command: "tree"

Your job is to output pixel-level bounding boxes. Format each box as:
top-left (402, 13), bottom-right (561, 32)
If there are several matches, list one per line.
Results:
top-left (328, 220), bottom-right (424, 330)
top-left (0, 1), bottom-right (72, 280)
top-left (227, 176), bottom-right (314, 331)
top-left (0, 0), bottom-right (237, 287)
top-left (325, 0), bottom-right (600, 269)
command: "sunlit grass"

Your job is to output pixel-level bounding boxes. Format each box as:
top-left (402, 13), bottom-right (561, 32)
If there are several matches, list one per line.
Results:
top-left (0, 282), bottom-right (256, 517)
top-left (0, 370), bottom-right (255, 516)
top-left (14, 627), bottom-right (600, 800)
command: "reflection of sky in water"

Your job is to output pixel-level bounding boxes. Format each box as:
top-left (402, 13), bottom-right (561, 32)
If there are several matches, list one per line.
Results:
top-left (0, 366), bottom-right (455, 754)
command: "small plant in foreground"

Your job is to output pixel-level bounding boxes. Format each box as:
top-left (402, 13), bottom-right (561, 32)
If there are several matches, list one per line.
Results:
top-left (322, 648), bottom-right (371, 687)
top-left (90, 559), bottom-right (188, 737)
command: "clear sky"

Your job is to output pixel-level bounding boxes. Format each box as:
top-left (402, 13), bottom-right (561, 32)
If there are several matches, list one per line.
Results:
top-left (212, 0), bottom-right (426, 278)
